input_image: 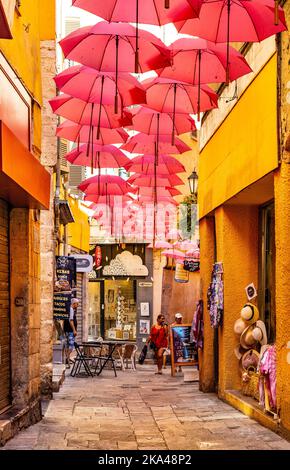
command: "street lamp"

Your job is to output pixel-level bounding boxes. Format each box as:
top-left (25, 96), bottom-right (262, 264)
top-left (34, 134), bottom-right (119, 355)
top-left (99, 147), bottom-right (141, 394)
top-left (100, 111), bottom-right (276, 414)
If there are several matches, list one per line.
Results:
top-left (188, 170), bottom-right (198, 196)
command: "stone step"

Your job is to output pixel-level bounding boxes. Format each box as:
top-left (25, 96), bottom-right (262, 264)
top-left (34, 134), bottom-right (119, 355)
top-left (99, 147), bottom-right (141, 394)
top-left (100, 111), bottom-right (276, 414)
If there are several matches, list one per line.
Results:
top-left (52, 364), bottom-right (66, 393)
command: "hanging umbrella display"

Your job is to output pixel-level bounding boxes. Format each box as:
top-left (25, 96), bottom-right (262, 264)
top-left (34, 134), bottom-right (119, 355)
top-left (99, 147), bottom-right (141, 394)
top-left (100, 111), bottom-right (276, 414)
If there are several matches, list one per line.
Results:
top-left (137, 186), bottom-right (182, 197)
top-left (144, 77), bottom-right (218, 122)
top-left (128, 173), bottom-right (184, 187)
top-left (71, 0), bottom-right (202, 70)
top-left (54, 66), bottom-right (146, 113)
top-left (148, 240), bottom-right (173, 249)
top-left (121, 133), bottom-right (191, 155)
top-left (59, 21), bottom-right (171, 83)
top-left (158, 37), bottom-right (252, 85)
top-left (65, 143), bottom-right (130, 173)
top-left (130, 106), bottom-right (196, 145)
top-left (56, 120), bottom-right (129, 145)
top-left (124, 154), bottom-right (185, 175)
top-left (174, 239), bottom-right (198, 250)
top-left (161, 249), bottom-right (186, 259)
top-left (79, 174), bottom-right (133, 195)
top-left (85, 194), bottom-right (133, 205)
top-left (173, 0), bottom-right (287, 81)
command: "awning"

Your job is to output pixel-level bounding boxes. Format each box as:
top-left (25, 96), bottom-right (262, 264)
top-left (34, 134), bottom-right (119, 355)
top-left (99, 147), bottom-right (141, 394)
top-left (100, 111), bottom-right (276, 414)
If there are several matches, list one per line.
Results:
top-left (59, 200), bottom-right (75, 225)
top-left (0, 121), bottom-right (51, 209)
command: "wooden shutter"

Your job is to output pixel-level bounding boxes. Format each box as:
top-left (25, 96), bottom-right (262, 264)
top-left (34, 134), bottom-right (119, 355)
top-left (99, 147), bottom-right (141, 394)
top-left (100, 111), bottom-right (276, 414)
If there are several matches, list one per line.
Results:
top-left (0, 199), bottom-right (11, 412)
top-left (76, 273), bottom-right (83, 342)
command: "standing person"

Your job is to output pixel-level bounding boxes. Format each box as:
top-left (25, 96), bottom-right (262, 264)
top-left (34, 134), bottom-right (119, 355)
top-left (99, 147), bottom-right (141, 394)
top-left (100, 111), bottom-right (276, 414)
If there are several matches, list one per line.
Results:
top-left (171, 312), bottom-right (183, 373)
top-left (147, 314), bottom-right (168, 375)
top-left (64, 298), bottom-right (79, 368)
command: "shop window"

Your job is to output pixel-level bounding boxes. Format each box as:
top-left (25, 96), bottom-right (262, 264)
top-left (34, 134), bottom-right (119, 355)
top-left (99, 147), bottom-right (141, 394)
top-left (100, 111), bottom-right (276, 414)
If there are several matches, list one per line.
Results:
top-left (104, 280), bottom-right (137, 341)
top-left (259, 202), bottom-right (276, 342)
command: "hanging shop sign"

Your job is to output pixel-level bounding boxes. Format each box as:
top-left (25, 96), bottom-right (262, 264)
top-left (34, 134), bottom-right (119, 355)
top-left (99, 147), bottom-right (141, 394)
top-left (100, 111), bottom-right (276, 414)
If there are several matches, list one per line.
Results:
top-left (174, 263), bottom-right (189, 283)
top-left (139, 282), bottom-right (153, 288)
top-left (71, 254), bottom-right (93, 273)
top-left (245, 282), bottom-right (257, 301)
top-left (183, 259), bottom-right (200, 272)
top-left (170, 324), bottom-right (198, 376)
top-left (95, 245), bottom-right (102, 268)
top-left (103, 250), bottom-right (148, 277)
top-left (53, 256), bottom-right (77, 320)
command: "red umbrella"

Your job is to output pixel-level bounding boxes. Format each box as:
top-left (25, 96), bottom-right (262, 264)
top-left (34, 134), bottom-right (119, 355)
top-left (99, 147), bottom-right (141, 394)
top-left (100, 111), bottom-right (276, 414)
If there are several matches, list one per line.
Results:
top-left (124, 154), bottom-right (185, 174)
top-left (79, 175), bottom-right (133, 195)
top-left (174, 0), bottom-right (287, 42)
top-left (86, 195), bottom-right (133, 205)
top-left (54, 66), bottom-right (146, 114)
top-left (137, 186), bottom-right (181, 197)
top-left (144, 77), bottom-right (218, 121)
top-left (173, 1), bottom-right (287, 81)
top-left (50, 95), bottom-right (132, 129)
top-left (59, 21), bottom-right (171, 78)
top-left (136, 195), bottom-right (179, 206)
top-left (161, 249), bottom-right (186, 259)
top-left (128, 173), bottom-right (184, 187)
top-left (56, 120), bottom-right (129, 145)
top-left (130, 106), bottom-right (196, 145)
top-left (158, 38), bottom-right (252, 85)
top-left (121, 133), bottom-right (191, 155)
top-left (65, 143), bottom-right (130, 172)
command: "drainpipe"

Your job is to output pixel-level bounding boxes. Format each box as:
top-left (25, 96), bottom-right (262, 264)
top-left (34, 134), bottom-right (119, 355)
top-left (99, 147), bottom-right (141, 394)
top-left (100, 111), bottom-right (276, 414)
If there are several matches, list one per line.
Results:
top-left (54, 116), bottom-right (61, 256)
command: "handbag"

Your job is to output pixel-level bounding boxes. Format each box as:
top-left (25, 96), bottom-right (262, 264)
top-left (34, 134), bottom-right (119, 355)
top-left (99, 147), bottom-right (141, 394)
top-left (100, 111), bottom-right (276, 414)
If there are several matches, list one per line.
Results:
top-left (241, 366), bottom-right (260, 400)
top-left (149, 341), bottom-right (157, 351)
top-left (138, 345), bottom-right (148, 365)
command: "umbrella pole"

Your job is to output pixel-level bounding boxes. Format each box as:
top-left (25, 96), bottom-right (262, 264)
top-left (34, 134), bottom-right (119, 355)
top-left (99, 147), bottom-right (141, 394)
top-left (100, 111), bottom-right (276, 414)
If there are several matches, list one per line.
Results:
top-left (156, 113), bottom-right (160, 165)
top-left (172, 83), bottom-right (177, 145)
top-left (165, 0), bottom-right (170, 8)
top-left (135, 0), bottom-right (139, 74)
top-left (274, 0), bottom-right (279, 25)
top-left (97, 152), bottom-right (101, 191)
top-left (226, 0), bottom-right (231, 84)
top-left (115, 35), bottom-right (119, 114)
top-left (197, 50), bottom-right (201, 121)
top-left (97, 75), bottom-right (105, 140)
top-left (87, 102), bottom-right (94, 157)
top-left (77, 134), bottom-right (80, 152)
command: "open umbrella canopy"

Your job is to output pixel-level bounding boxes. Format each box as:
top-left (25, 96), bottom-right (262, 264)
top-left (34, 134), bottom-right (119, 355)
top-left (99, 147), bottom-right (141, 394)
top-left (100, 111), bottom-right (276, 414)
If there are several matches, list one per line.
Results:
top-left (161, 248), bottom-right (186, 259)
top-left (79, 174), bottom-right (133, 195)
top-left (148, 240), bottom-right (173, 249)
top-left (121, 132), bottom-right (191, 154)
top-left (72, 0), bottom-right (202, 24)
top-left (144, 77), bottom-right (218, 114)
top-left (158, 37), bottom-right (252, 84)
top-left (50, 95), bottom-right (132, 128)
top-left (137, 186), bottom-right (182, 197)
top-left (136, 195), bottom-right (179, 205)
top-left (174, 239), bottom-right (198, 250)
top-left (56, 120), bottom-right (129, 145)
top-left (130, 106), bottom-right (196, 135)
top-left (128, 173), bottom-right (184, 187)
top-left (54, 67), bottom-right (146, 108)
top-left (174, 0), bottom-right (287, 43)
top-left (65, 143), bottom-right (130, 168)
top-left (86, 195), bottom-right (133, 205)
top-left (124, 154), bottom-right (185, 174)
top-left (59, 21), bottom-right (171, 74)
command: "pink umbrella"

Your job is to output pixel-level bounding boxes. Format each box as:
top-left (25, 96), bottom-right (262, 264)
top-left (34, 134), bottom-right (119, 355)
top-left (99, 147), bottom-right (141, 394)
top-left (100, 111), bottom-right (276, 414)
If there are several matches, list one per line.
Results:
top-left (137, 186), bottom-right (181, 197)
top-left (128, 173), bottom-right (184, 187)
top-left (121, 133), bottom-right (191, 155)
top-left (85, 194), bottom-right (133, 205)
top-left (144, 77), bottom-right (218, 121)
top-left (161, 249), bottom-right (186, 259)
top-left (50, 95), bottom-right (132, 130)
top-left (124, 154), bottom-right (185, 175)
top-left (158, 37), bottom-right (252, 85)
top-left (174, 239), bottom-right (198, 250)
top-left (65, 143), bottom-right (130, 173)
top-left (54, 67), bottom-right (146, 113)
top-left (59, 21), bottom-right (171, 76)
top-left (130, 106), bottom-right (196, 145)
top-left (137, 195), bottom-right (179, 206)
top-left (79, 175), bottom-right (133, 195)
top-left (148, 240), bottom-right (173, 249)
top-left (56, 120), bottom-right (129, 145)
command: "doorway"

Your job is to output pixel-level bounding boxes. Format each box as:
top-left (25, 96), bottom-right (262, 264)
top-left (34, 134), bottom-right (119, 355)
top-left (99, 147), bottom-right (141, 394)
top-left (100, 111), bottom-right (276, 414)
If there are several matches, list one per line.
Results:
top-left (88, 280), bottom-right (137, 341)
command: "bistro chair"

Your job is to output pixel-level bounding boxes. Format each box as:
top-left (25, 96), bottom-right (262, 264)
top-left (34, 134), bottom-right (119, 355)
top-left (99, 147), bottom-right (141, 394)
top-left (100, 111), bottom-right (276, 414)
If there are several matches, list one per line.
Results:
top-left (70, 342), bottom-right (104, 377)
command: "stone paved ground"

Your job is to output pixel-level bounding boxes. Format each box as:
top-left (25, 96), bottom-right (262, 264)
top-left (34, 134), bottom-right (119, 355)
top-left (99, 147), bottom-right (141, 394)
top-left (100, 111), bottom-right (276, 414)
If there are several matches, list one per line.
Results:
top-left (2, 365), bottom-right (290, 450)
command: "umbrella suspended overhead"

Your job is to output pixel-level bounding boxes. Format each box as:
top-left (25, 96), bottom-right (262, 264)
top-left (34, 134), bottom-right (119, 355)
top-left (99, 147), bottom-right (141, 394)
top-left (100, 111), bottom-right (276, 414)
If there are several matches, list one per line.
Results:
top-left (65, 143), bottom-right (130, 169)
top-left (137, 186), bottom-right (182, 197)
top-left (54, 67), bottom-right (146, 113)
top-left (59, 21), bottom-right (171, 80)
top-left (79, 174), bottom-right (133, 195)
top-left (56, 120), bottom-right (129, 145)
top-left (121, 133), bottom-right (191, 155)
top-left (161, 249), bottom-right (186, 259)
top-left (144, 77), bottom-right (218, 121)
top-left (130, 106), bottom-right (196, 145)
top-left (158, 37), bottom-right (252, 85)
top-left (124, 154), bottom-right (185, 174)
top-left (85, 195), bottom-right (133, 205)
top-left (174, 0), bottom-right (287, 42)
top-left (128, 173), bottom-right (184, 187)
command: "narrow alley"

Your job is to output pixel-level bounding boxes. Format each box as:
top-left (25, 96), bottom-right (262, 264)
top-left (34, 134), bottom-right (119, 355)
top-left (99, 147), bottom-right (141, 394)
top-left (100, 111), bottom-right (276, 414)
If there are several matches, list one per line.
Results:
top-left (2, 366), bottom-right (290, 451)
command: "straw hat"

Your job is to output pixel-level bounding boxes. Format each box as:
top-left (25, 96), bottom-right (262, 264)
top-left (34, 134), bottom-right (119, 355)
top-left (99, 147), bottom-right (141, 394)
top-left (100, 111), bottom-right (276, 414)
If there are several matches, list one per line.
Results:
top-left (240, 320), bottom-right (267, 349)
top-left (240, 303), bottom-right (259, 325)
top-left (234, 344), bottom-right (247, 360)
top-left (233, 318), bottom-right (248, 335)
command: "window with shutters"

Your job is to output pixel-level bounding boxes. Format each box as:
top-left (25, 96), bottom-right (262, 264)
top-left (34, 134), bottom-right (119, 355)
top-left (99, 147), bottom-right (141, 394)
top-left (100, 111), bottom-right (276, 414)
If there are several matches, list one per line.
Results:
top-left (59, 139), bottom-right (69, 174)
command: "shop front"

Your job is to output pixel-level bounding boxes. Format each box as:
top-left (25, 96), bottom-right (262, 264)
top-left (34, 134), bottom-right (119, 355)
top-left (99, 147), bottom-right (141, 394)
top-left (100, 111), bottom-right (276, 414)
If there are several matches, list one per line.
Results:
top-left (88, 244), bottom-right (153, 348)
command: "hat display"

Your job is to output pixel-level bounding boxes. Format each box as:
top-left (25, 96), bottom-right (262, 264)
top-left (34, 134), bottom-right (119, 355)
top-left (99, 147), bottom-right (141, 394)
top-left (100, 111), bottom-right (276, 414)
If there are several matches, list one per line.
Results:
top-left (234, 344), bottom-right (247, 360)
top-left (240, 303), bottom-right (259, 325)
top-left (240, 320), bottom-right (267, 349)
top-left (233, 318), bottom-right (248, 335)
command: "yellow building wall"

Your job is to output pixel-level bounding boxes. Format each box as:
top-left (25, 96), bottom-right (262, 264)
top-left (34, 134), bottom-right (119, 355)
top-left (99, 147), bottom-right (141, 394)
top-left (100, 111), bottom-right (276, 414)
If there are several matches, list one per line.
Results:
top-left (199, 55), bottom-right (278, 218)
top-left (0, 0), bottom-right (56, 152)
top-left (67, 197), bottom-right (90, 253)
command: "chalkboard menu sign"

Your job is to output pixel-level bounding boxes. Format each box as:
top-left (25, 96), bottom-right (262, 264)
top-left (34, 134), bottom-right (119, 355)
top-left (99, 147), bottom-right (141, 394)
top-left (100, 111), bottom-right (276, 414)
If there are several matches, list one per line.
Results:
top-left (53, 256), bottom-right (76, 320)
top-left (170, 324), bottom-right (198, 376)
top-left (183, 259), bottom-right (200, 272)
top-left (53, 293), bottom-right (72, 321)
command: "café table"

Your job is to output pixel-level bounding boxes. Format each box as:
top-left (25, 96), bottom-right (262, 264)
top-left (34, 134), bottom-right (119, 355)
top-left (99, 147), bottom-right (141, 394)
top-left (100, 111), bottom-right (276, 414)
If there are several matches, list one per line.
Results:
top-left (81, 340), bottom-right (134, 377)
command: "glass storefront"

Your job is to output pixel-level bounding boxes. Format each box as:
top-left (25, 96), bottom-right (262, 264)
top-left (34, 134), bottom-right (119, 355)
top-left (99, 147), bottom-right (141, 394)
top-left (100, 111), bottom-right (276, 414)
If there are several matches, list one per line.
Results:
top-left (88, 280), bottom-right (137, 341)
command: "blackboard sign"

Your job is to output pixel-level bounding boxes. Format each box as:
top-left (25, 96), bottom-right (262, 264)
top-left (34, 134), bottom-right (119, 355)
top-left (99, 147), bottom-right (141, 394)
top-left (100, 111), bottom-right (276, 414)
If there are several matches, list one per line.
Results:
top-left (55, 256), bottom-right (77, 293)
top-left (170, 324), bottom-right (198, 376)
top-left (183, 259), bottom-right (200, 272)
top-left (53, 292), bottom-right (71, 320)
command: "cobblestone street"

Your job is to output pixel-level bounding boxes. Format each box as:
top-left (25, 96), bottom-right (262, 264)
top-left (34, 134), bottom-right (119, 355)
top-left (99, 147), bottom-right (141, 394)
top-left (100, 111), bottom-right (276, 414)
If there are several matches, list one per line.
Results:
top-left (2, 366), bottom-right (290, 451)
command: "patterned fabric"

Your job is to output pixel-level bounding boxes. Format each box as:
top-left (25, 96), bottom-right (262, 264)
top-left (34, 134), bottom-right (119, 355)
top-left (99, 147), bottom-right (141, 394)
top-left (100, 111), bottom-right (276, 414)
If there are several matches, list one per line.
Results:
top-left (259, 344), bottom-right (277, 409)
top-left (207, 263), bottom-right (224, 328)
top-left (190, 300), bottom-right (204, 349)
